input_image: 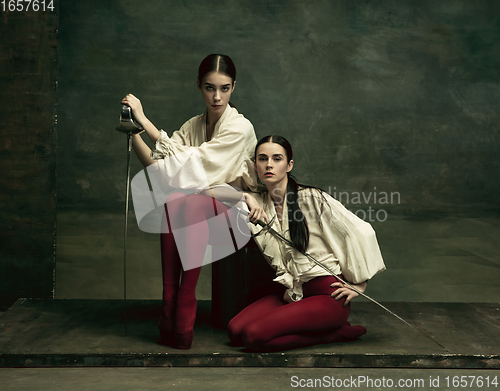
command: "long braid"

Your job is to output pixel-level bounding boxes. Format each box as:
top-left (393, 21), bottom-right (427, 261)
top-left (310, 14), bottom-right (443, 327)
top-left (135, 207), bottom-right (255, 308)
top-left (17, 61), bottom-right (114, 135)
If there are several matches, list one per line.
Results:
top-left (287, 174), bottom-right (309, 252)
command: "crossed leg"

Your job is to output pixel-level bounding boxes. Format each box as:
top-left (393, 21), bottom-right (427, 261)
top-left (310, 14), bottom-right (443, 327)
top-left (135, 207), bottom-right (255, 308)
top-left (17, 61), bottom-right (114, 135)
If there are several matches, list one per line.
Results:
top-left (228, 288), bottom-right (365, 352)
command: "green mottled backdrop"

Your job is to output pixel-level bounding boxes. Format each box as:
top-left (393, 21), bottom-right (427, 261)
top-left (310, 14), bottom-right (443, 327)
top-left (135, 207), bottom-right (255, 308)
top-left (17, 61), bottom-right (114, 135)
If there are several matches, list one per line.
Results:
top-left (56, 1), bottom-right (500, 302)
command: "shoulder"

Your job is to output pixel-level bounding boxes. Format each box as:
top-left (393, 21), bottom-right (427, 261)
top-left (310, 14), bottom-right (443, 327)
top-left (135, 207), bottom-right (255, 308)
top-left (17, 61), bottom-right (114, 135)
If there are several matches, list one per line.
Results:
top-left (189, 113), bottom-right (206, 127)
top-left (297, 186), bottom-right (342, 215)
top-left (221, 107), bottom-right (255, 136)
top-left (177, 113), bottom-right (204, 133)
top-left (297, 186), bottom-right (327, 202)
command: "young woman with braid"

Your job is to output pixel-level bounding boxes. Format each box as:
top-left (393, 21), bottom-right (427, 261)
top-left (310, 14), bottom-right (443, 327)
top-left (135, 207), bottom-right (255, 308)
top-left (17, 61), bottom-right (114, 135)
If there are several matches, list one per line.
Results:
top-left (122, 54), bottom-right (266, 349)
top-left (228, 135), bottom-right (386, 352)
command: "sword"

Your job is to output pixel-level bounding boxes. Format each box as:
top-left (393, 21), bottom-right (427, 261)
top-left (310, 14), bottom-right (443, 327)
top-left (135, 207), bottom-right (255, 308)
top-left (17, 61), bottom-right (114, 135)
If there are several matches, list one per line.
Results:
top-left (237, 207), bottom-right (449, 352)
top-left (116, 105), bottom-right (144, 336)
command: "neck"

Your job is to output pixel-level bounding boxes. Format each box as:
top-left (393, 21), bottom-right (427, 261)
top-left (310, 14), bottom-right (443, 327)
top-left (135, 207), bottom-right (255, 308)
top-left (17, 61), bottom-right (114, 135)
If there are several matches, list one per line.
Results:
top-left (268, 176), bottom-right (289, 207)
top-left (206, 106), bottom-right (226, 128)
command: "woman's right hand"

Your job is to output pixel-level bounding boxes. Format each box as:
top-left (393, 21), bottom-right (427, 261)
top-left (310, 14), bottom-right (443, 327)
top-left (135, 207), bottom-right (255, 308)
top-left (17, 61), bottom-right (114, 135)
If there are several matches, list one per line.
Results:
top-left (244, 193), bottom-right (269, 224)
top-left (121, 94), bottom-right (148, 127)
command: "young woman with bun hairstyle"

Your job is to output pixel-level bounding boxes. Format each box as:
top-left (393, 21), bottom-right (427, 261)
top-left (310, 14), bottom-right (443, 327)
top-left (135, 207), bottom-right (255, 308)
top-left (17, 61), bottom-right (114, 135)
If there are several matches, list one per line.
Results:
top-left (228, 135), bottom-right (385, 352)
top-left (122, 54), bottom-right (266, 349)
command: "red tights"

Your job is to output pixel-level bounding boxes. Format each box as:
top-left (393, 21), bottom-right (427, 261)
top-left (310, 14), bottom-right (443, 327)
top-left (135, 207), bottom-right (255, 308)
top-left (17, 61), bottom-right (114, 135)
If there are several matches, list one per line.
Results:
top-left (228, 276), bottom-right (366, 352)
top-left (160, 193), bottom-right (233, 347)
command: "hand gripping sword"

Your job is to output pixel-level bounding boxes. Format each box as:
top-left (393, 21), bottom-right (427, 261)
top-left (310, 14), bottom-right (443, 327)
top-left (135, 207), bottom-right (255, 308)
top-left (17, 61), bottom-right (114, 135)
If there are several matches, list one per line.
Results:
top-left (237, 207), bottom-right (448, 351)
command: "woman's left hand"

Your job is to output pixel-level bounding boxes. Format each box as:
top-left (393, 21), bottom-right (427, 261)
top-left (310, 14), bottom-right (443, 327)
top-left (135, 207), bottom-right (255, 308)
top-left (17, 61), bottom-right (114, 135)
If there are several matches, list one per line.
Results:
top-left (330, 281), bottom-right (367, 306)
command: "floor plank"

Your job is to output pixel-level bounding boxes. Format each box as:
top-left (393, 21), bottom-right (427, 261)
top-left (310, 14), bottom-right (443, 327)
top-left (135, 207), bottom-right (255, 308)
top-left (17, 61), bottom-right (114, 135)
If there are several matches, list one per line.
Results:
top-left (1, 299), bottom-right (498, 368)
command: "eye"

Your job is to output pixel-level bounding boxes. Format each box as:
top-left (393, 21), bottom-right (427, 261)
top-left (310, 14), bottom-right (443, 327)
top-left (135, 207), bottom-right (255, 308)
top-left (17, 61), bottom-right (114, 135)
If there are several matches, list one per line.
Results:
top-left (222, 86), bottom-right (229, 92)
top-left (206, 86), bottom-right (214, 91)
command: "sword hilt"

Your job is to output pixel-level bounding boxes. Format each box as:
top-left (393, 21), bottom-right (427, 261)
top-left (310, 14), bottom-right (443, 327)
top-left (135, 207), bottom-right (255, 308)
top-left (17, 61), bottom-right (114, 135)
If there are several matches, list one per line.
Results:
top-left (235, 206), bottom-right (268, 227)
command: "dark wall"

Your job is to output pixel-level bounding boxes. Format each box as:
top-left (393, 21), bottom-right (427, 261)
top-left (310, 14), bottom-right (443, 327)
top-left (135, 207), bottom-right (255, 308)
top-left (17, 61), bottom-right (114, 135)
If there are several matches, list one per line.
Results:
top-left (0, 10), bottom-right (58, 307)
top-left (58, 0), bottom-right (500, 216)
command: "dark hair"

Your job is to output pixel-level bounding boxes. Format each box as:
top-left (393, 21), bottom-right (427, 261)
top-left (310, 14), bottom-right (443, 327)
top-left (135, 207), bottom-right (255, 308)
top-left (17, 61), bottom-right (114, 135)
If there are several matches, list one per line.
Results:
top-left (255, 135), bottom-right (310, 252)
top-left (198, 54), bottom-right (236, 83)
top-left (198, 54), bottom-right (237, 108)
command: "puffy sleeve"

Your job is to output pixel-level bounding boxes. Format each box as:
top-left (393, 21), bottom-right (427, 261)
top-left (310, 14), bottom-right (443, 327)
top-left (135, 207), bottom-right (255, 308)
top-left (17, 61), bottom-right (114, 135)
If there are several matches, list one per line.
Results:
top-left (310, 190), bottom-right (386, 284)
top-left (150, 123), bottom-right (193, 160)
top-left (147, 112), bottom-right (258, 192)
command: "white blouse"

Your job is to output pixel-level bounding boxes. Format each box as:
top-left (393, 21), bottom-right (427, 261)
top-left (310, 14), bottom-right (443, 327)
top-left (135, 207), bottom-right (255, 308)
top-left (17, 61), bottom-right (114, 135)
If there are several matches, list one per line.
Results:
top-left (249, 188), bottom-right (386, 302)
top-left (147, 105), bottom-right (259, 192)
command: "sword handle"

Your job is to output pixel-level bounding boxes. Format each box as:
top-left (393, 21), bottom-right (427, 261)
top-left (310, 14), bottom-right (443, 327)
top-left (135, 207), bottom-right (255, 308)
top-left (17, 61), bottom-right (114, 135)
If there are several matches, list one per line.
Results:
top-left (236, 206), bottom-right (268, 227)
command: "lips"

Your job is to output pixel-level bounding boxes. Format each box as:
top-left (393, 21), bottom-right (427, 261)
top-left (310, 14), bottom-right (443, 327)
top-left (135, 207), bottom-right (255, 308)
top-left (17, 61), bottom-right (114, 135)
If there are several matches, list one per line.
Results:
top-left (264, 172), bottom-right (274, 177)
top-left (212, 105), bottom-right (223, 109)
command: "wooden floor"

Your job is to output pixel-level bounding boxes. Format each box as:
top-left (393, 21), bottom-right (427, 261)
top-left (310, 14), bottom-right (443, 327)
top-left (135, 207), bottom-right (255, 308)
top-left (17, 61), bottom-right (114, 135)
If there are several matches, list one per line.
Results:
top-left (0, 299), bottom-right (499, 368)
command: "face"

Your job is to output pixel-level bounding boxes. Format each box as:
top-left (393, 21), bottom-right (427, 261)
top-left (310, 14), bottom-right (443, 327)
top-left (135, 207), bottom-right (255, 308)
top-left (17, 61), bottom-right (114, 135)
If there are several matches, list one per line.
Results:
top-left (254, 142), bottom-right (294, 188)
top-left (198, 71), bottom-right (235, 116)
